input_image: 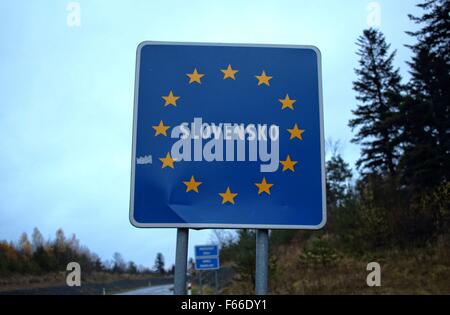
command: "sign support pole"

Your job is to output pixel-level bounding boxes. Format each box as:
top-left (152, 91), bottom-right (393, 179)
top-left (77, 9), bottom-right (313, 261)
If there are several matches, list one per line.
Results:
top-left (199, 271), bottom-right (203, 295)
top-left (214, 269), bottom-right (219, 295)
top-left (174, 228), bottom-right (189, 295)
top-left (255, 229), bottom-right (269, 295)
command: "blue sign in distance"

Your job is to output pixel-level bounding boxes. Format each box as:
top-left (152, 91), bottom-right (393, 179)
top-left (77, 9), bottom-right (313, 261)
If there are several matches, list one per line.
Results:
top-left (195, 245), bottom-right (219, 257)
top-left (130, 42), bottom-right (326, 229)
top-left (195, 258), bottom-right (219, 271)
top-left (195, 245), bottom-right (220, 271)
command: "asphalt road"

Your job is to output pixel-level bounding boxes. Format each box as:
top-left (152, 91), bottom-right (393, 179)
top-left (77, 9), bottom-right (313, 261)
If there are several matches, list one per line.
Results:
top-left (117, 284), bottom-right (173, 295)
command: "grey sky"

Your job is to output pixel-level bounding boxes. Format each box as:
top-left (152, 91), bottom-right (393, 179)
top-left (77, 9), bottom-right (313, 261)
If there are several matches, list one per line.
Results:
top-left (0, 0), bottom-right (421, 266)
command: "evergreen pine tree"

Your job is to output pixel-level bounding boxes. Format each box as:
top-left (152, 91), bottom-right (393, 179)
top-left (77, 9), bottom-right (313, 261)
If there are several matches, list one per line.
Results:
top-left (400, 0), bottom-right (450, 189)
top-left (153, 252), bottom-right (165, 274)
top-left (349, 28), bottom-right (403, 177)
top-left (326, 154), bottom-right (353, 209)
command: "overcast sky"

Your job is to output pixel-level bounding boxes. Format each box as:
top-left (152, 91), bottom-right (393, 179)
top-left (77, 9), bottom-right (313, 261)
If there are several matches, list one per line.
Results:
top-left (0, 0), bottom-right (421, 267)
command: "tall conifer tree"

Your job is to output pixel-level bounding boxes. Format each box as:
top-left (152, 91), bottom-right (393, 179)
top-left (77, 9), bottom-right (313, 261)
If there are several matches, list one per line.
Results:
top-left (349, 29), bottom-right (403, 177)
top-left (400, 0), bottom-right (450, 189)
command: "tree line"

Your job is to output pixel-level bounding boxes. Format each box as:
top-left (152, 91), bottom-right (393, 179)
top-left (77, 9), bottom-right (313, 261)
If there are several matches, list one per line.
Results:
top-left (217, 0), bottom-right (449, 287)
top-left (339, 0), bottom-right (449, 247)
top-left (0, 227), bottom-right (171, 277)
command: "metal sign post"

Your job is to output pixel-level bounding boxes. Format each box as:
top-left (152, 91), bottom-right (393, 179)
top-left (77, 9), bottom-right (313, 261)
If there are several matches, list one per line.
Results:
top-left (255, 229), bottom-right (269, 295)
top-left (214, 270), bottom-right (219, 295)
top-left (194, 244), bottom-right (220, 295)
top-left (199, 271), bottom-right (203, 295)
top-left (174, 228), bottom-right (189, 295)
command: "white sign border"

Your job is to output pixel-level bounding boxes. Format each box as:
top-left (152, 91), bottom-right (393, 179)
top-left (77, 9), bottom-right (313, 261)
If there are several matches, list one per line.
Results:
top-left (129, 41), bottom-right (326, 230)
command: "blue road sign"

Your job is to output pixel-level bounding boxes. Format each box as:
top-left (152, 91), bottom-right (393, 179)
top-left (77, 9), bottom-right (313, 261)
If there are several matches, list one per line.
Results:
top-left (195, 257), bottom-right (219, 271)
top-left (130, 42), bottom-right (326, 229)
top-left (195, 245), bottom-right (219, 257)
top-left (195, 245), bottom-right (220, 271)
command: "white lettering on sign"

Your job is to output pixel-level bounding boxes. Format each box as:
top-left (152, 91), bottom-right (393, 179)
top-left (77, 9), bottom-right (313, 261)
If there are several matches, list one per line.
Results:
top-left (171, 117), bottom-right (280, 172)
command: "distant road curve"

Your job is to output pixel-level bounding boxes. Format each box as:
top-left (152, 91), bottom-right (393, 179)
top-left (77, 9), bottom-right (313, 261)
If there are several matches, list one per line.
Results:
top-left (117, 284), bottom-right (173, 295)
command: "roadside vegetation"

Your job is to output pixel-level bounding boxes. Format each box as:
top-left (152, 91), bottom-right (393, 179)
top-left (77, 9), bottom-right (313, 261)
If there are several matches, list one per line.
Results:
top-left (0, 228), bottom-right (172, 292)
top-left (216, 0), bottom-right (450, 295)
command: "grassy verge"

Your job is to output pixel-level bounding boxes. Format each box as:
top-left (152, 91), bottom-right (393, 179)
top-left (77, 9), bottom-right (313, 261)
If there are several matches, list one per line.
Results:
top-left (223, 240), bottom-right (450, 294)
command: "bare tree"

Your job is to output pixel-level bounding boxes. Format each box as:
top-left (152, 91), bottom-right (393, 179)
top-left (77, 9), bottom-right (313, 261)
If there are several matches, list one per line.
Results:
top-left (113, 252), bottom-right (126, 273)
top-left (325, 137), bottom-right (342, 159)
top-left (19, 232), bottom-right (32, 256)
top-left (67, 233), bottom-right (80, 253)
top-left (55, 228), bottom-right (66, 250)
top-left (32, 227), bottom-right (44, 251)
top-left (210, 229), bottom-right (236, 248)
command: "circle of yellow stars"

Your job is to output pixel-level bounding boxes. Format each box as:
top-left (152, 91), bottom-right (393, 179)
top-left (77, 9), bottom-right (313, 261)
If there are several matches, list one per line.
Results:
top-left (152, 64), bottom-right (306, 205)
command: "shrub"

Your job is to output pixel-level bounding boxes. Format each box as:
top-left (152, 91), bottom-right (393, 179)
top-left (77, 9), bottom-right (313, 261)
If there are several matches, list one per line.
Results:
top-left (298, 235), bottom-right (341, 268)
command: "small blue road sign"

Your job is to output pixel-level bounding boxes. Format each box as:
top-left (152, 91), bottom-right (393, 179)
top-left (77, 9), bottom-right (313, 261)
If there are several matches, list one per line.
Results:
top-left (195, 245), bottom-right (219, 257)
top-left (195, 258), bottom-right (219, 270)
top-left (195, 245), bottom-right (220, 271)
top-left (130, 42), bottom-right (326, 229)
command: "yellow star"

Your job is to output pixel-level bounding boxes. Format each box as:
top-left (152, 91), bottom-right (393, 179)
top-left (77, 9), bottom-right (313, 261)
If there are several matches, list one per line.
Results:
top-left (183, 176), bottom-right (202, 193)
top-left (287, 123), bottom-right (305, 140)
top-left (162, 90), bottom-right (180, 107)
top-left (159, 152), bottom-right (176, 169)
top-left (221, 64), bottom-right (238, 80)
top-left (219, 186), bottom-right (238, 204)
top-left (255, 70), bottom-right (272, 86)
top-left (279, 94), bottom-right (296, 110)
top-left (255, 178), bottom-right (274, 195)
top-left (186, 68), bottom-right (204, 84)
top-left (152, 120), bottom-right (170, 137)
top-left (280, 155), bottom-right (298, 172)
